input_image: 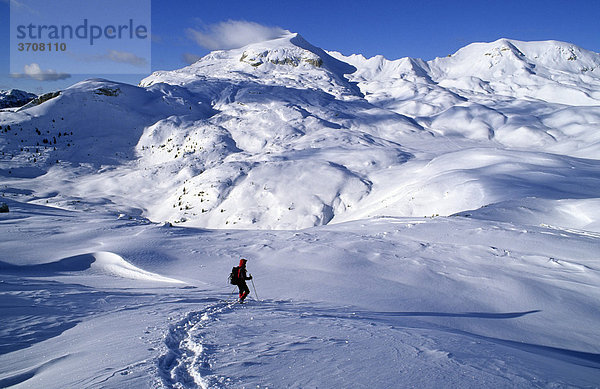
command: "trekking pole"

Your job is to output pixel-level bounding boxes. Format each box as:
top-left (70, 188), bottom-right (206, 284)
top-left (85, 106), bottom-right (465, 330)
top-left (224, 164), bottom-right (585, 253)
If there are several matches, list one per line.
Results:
top-left (251, 278), bottom-right (259, 301)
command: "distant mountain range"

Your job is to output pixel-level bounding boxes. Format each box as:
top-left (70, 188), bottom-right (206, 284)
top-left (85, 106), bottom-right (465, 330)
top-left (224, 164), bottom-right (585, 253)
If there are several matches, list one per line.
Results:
top-left (1, 33), bottom-right (599, 231)
top-left (0, 89), bottom-right (37, 109)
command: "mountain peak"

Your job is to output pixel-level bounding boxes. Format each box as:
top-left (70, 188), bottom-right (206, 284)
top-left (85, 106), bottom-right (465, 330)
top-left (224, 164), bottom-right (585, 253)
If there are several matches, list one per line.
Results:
top-left (141, 31), bottom-right (361, 98)
top-left (434, 38), bottom-right (600, 77)
top-left (235, 32), bottom-right (357, 76)
top-left (237, 33), bottom-right (324, 68)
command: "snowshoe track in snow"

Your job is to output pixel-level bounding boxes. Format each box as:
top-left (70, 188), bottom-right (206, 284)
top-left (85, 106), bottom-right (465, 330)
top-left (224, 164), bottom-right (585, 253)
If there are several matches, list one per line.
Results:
top-left (158, 299), bottom-right (600, 388)
top-left (159, 298), bottom-right (237, 388)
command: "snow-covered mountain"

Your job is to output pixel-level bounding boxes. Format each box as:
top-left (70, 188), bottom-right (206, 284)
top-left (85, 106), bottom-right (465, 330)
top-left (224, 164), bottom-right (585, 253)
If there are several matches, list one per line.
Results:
top-left (0, 89), bottom-right (36, 109)
top-left (2, 33), bottom-right (600, 230)
top-left (1, 33), bottom-right (600, 388)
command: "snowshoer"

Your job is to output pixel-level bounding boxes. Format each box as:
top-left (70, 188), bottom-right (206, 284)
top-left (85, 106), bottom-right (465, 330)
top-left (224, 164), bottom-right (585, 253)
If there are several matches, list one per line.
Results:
top-left (234, 258), bottom-right (252, 303)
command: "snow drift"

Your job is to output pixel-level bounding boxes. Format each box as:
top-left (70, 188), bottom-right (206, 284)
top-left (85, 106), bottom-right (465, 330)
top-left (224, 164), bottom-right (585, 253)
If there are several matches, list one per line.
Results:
top-left (0, 251), bottom-right (183, 283)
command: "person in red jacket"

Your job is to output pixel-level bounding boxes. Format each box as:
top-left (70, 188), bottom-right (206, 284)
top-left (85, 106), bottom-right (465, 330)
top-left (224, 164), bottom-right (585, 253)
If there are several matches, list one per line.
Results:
top-left (236, 258), bottom-right (253, 303)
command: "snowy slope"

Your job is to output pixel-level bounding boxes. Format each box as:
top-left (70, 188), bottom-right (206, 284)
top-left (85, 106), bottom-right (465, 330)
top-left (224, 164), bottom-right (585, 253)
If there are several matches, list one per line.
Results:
top-left (3, 35), bottom-right (600, 230)
top-left (1, 33), bottom-right (600, 388)
top-left (1, 203), bottom-right (599, 388)
top-left (429, 39), bottom-right (600, 106)
top-left (332, 38), bottom-right (600, 156)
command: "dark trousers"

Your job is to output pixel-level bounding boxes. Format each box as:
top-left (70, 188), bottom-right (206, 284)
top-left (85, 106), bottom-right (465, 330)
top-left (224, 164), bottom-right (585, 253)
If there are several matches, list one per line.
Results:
top-left (238, 282), bottom-right (250, 300)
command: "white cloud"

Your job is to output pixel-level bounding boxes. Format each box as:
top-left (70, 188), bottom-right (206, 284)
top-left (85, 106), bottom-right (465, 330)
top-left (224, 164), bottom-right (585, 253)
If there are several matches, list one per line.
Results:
top-left (186, 20), bottom-right (288, 50)
top-left (11, 63), bottom-right (71, 81)
top-left (103, 50), bottom-right (147, 67)
top-left (182, 53), bottom-right (202, 65)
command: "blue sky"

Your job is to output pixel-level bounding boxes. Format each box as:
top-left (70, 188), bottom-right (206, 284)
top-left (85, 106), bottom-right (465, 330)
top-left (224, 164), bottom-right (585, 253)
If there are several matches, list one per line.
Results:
top-left (2, 0), bottom-right (600, 94)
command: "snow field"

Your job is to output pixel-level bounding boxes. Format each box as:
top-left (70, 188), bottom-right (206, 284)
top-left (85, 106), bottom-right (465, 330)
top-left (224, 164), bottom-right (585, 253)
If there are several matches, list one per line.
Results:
top-left (1, 199), bottom-right (600, 387)
top-left (2, 33), bottom-right (600, 387)
top-left (162, 299), bottom-right (600, 389)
